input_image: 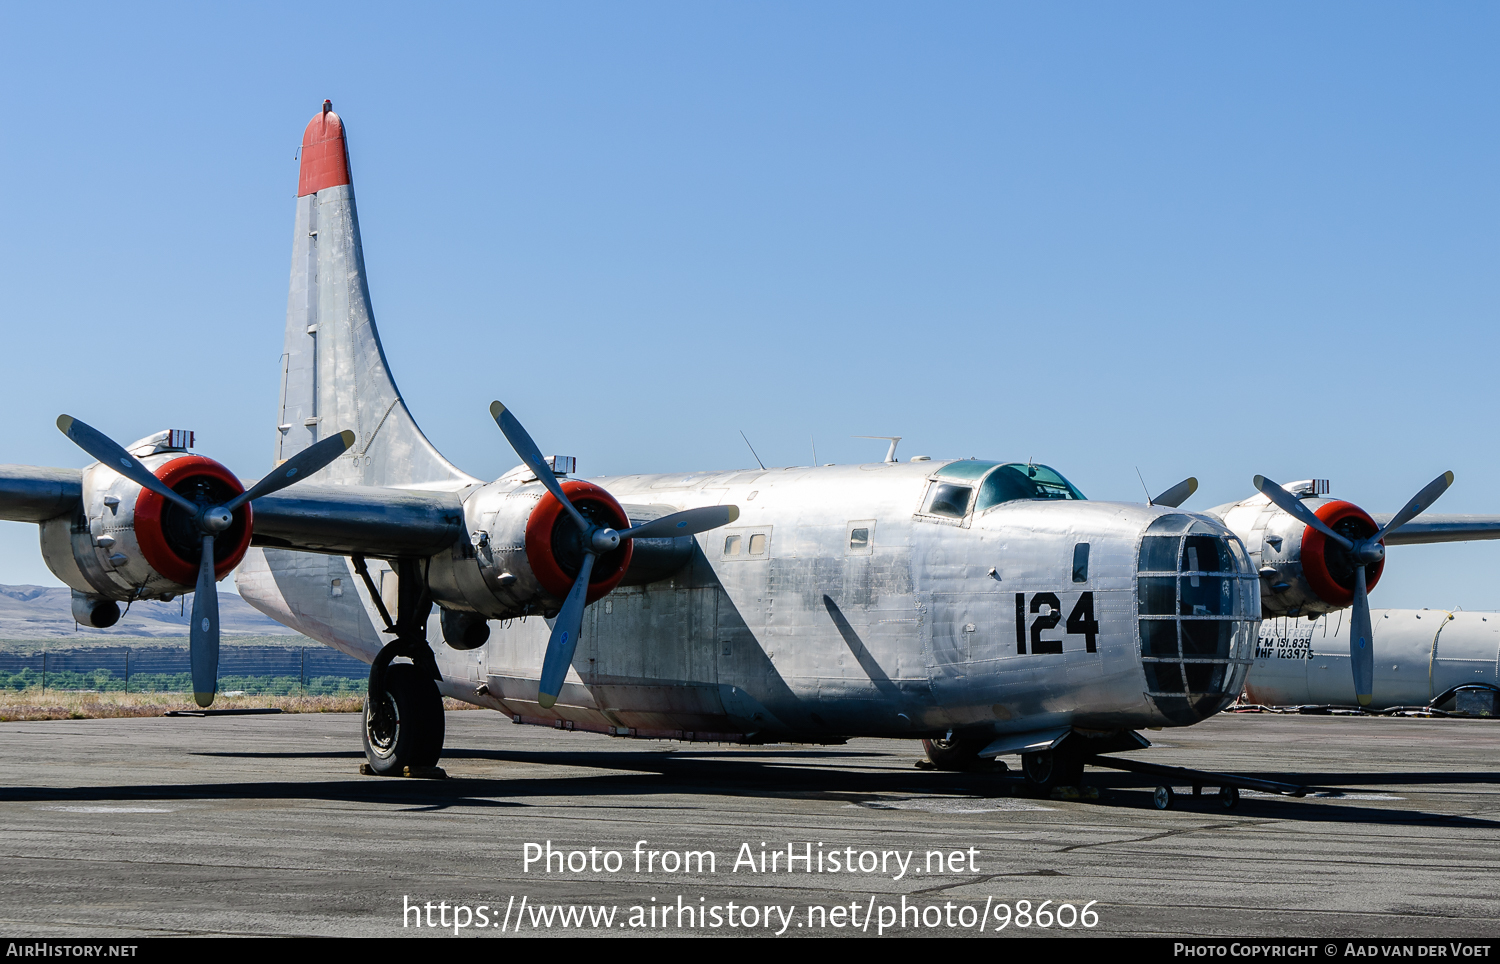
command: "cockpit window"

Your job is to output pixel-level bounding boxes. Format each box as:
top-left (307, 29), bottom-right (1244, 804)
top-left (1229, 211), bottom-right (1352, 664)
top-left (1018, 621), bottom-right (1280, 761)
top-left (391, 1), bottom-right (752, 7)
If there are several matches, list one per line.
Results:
top-left (922, 482), bottom-right (973, 518)
top-left (932, 460), bottom-right (1000, 482)
top-left (974, 463), bottom-right (1086, 511)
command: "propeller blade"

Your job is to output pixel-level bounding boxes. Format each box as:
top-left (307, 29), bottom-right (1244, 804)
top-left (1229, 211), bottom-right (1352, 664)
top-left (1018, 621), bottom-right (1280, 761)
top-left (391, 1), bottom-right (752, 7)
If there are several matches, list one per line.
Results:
top-left (223, 430), bottom-right (356, 512)
top-left (1350, 564), bottom-right (1374, 707)
top-left (490, 402), bottom-right (591, 534)
top-left (189, 534), bottom-right (220, 708)
top-left (619, 505), bottom-right (741, 541)
top-left (1375, 471), bottom-right (1455, 541)
top-left (537, 552), bottom-right (595, 710)
top-left (1152, 477), bottom-right (1197, 509)
top-left (57, 415), bottom-right (200, 516)
top-left (1253, 475), bottom-right (1353, 550)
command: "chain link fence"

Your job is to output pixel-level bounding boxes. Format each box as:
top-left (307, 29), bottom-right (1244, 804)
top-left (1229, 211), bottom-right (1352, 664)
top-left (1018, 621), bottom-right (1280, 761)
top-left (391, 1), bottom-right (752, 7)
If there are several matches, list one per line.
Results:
top-left (0, 645), bottom-right (369, 696)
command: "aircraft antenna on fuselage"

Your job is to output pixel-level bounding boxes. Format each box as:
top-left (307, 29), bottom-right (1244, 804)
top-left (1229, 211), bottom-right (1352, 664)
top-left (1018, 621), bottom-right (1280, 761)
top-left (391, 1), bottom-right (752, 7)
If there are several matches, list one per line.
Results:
top-left (740, 431), bottom-right (766, 471)
top-left (852, 436), bottom-right (901, 463)
top-left (1136, 466), bottom-right (1154, 506)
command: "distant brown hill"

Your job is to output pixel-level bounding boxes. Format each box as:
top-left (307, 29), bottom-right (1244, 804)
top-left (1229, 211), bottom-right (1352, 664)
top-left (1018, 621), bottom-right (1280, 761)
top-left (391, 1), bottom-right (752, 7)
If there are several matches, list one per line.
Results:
top-left (0, 585), bottom-right (298, 638)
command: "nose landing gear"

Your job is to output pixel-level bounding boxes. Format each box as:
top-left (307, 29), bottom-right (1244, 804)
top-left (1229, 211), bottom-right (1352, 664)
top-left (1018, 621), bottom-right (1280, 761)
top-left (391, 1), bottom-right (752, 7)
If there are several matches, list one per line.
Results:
top-left (1020, 746), bottom-right (1085, 793)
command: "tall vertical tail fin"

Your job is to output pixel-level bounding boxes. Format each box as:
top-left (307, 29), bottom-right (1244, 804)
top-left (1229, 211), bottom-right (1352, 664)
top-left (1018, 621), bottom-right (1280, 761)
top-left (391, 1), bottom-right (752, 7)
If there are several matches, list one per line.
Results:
top-left (276, 101), bottom-right (476, 491)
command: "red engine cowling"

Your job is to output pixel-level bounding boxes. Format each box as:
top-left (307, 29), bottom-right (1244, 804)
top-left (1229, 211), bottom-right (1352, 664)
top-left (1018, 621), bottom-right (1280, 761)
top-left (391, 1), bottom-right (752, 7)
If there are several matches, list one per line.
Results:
top-left (426, 476), bottom-right (639, 622)
top-left (524, 479), bottom-right (633, 604)
top-left (134, 455), bottom-right (254, 586)
top-left (1299, 500), bottom-right (1384, 608)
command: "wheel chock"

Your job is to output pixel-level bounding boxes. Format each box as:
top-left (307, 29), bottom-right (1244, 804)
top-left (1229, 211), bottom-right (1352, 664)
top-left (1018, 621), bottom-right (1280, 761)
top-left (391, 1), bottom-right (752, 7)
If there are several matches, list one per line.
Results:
top-left (359, 764), bottom-right (448, 779)
top-left (1049, 786), bottom-right (1100, 801)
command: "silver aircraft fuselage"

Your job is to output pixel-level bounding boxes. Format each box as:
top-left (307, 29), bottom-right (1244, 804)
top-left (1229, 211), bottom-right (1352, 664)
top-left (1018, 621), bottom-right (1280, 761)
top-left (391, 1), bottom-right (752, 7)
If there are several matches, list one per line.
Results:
top-left (243, 457), bottom-right (1260, 743)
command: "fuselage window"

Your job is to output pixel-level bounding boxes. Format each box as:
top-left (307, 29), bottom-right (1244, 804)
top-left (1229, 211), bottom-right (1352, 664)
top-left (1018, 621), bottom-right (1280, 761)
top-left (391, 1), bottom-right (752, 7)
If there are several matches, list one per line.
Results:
top-left (923, 482), bottom-right (973, 518)
top-left (748, 533), bottom-right (768, 555)
top-left (724, 535), bottom-right (742, 556)
top-left (1072, 543), bottom-right (1089, 583)
top-left (849, 527), bottom-right (869, 550)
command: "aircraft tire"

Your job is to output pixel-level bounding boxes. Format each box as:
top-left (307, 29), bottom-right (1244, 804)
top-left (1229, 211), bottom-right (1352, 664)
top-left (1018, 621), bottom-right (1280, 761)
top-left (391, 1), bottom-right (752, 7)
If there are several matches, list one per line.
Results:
top-left (362, 663), bottom-right (445, 775)
top-left (921, 735), bottom-right (990, 771)
top-left (1020, 747), bottom-right (1084, 791)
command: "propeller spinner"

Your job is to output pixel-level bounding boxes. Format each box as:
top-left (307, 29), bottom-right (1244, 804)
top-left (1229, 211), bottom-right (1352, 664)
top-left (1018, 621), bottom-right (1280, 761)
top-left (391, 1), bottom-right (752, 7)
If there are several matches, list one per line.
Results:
top-left (1253, 471), bottom-right (1454, 707)
top-left (490, 402), bottom-right (739, 709)
top-left (58, 416), bottom-right (355, 707)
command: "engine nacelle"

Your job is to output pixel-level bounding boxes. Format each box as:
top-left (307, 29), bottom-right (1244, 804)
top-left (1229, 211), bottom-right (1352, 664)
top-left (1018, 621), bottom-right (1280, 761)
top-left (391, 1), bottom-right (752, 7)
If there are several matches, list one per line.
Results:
top-left (1213, 489), bottom-right (1384, 619)
top-left (427, 475), bottom-right (634, 625)
top-left (39, 431), bottom-right (252, 603)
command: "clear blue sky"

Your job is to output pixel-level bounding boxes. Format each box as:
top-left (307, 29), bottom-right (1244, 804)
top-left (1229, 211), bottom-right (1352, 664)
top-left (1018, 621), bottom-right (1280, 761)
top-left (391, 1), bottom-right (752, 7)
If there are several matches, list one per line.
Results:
top-left (1, 2), bottom-right (1496, 609)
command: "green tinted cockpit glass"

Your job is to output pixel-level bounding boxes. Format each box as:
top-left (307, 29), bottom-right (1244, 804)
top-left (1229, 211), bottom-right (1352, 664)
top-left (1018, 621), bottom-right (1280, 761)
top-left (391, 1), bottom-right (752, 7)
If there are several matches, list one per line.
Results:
top-left (1145, 513), bottom-right (1193, 535)
top-left (933, 460), bottom-right (1001, 482)
top-left (974, 463), bottom-right (1086, 511)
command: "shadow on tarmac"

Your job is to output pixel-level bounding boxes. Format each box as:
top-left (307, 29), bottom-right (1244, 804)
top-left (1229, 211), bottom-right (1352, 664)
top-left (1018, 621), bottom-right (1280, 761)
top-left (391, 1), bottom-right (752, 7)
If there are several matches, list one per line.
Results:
top-left (4, 743), bottom-right (1498, 829)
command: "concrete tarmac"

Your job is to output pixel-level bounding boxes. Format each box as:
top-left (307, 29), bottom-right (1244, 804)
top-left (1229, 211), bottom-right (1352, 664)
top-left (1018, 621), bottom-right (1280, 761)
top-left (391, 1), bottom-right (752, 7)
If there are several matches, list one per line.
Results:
top-left (0, 709), bottom-right (1497, 938)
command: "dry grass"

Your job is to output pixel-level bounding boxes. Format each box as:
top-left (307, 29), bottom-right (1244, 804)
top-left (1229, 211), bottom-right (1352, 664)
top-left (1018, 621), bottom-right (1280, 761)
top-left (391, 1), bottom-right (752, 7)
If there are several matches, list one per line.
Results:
top-left (0, 690), bottom-right (480, 722)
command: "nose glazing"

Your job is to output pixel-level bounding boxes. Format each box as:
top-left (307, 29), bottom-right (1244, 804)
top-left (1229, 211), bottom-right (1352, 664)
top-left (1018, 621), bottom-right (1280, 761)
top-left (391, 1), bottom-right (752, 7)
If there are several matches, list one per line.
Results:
top-left (1135, 512), bottom-right (1260, 724)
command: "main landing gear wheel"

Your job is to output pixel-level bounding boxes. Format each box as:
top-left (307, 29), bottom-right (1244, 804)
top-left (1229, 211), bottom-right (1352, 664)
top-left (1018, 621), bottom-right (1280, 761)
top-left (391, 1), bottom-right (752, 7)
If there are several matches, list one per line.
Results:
top-left (1021, 747), bottom-right (1084, 793)
top-left (922, 735), bottom-right (991, 771)
top-left (362, 663), bottom-right (445, 775)
top-left (1218, 785), bottom-right (1239, 810)
top-left (1152, 785), bottom-right (1175, 810)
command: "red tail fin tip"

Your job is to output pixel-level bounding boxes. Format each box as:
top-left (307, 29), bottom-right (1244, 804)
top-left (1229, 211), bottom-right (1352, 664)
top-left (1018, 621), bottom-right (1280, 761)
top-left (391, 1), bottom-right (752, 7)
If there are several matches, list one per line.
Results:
top-left (298, 102), bottom-right (350, 197)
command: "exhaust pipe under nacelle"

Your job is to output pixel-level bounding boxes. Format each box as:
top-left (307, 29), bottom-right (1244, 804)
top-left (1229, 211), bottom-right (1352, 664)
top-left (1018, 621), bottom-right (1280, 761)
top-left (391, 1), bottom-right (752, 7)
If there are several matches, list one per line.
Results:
top-left (70, 590), bottom-right (120, 629)
top-left (440, 608), bottom-right (491, 651)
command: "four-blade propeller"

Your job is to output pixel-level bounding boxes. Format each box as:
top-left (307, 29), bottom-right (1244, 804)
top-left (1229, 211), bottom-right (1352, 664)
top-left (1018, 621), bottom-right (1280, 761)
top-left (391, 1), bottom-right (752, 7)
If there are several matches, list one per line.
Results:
top-left (1253, 471), bottom-right (1454, 706)
top-left (490, 401), bottom-right (739, 709)
top-left (58, 416), bottom-right (355, 707)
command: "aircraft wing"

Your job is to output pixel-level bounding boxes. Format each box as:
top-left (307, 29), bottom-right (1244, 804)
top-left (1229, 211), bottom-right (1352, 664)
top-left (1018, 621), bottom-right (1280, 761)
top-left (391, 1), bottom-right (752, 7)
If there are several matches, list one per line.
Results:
top-left (0, 464), bottom-right (464, 558)
top-left (0, 465), bottom-right (83, 522)
top-left (249, 483), bottom-right (465, 557)
top-left (1373, 514), bottom-right (1500, 545)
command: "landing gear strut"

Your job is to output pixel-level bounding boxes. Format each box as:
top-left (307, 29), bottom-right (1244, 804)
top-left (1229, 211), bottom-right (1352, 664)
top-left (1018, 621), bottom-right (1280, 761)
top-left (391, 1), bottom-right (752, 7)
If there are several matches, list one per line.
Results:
top-left (354, 555), bottom-right (446, 776)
